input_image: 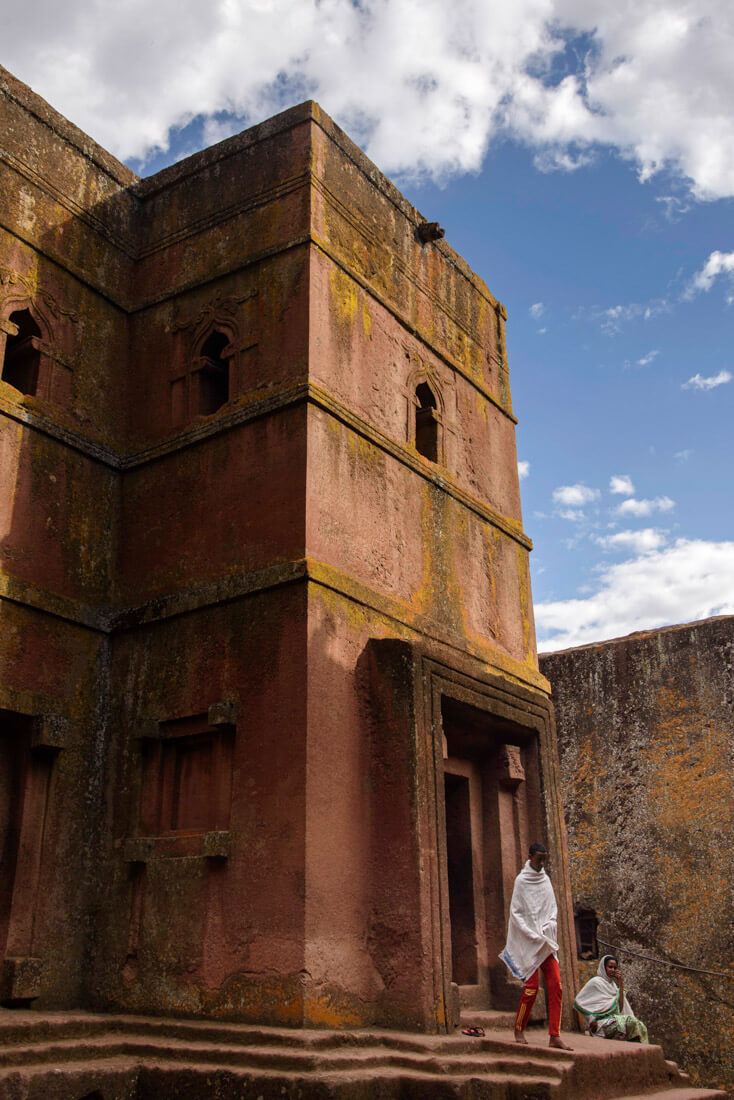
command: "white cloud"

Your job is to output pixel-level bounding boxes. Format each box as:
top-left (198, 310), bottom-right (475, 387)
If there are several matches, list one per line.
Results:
top-left (655, 194), bottom-right (690, 221)
top-left (518, 460), bottom-right (530, 479)
top-left (587, 300), bottom-right (669, 336)
top-left (636, 349), bottom-right (659, 367)
top-left (682, 370), bottom-right (732, 391)
top-left (529, 303), bottom-right (545, 319)
top-left (674, 448), bottom-right (693, 461)
top-left (537, 538), bottom-right (734, 650)
top-left (609, 474), bottom-right (635, 496)
top-left (557, 508), bottom-right (586, 523)
top-left (687, 250), bottom-right (734, 296)
top-left (3, 0), bottom-right (734, 196)
top-left (533, 147), bottom-right (595, 174)
top-left (594, 527), bottom-right (667, 553)
top-left (617, 495), bottom-right (675, 516)
top-left (553, 483), bottom-right (600, 507)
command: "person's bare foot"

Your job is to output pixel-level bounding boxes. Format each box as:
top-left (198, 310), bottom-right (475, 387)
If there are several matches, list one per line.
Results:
top-left (549, 1035), bottom-right (573, 1050)
top-left (514, 1030), bottom-right (528, 1044)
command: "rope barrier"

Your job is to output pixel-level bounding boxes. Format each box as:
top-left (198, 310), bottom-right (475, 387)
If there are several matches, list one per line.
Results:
top-left (597, 938), bottom-right (731, 980)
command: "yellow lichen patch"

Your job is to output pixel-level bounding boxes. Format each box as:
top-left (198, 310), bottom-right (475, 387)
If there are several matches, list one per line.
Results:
top-left (303, 990), bottom-right (365, 1029)
top-left (637, 683), bottom-right (732, 969)
top-left (410, 482), bottom-right (463, 636)
top-left (361, 296), bottom-right (373, 339)
top-left (482, 526), bottom-right (500, 640)
top-left (573, 735), bottom-right (598, 797)
top-left (515, 543), bottom-right (535, 666)
top-left (570, 837), bottom-right (606, 901)
top-left (329, 264), bottom-right (363, 335)
top-left (309, 574), bottom-right (377, 636)
top-left (651, 732), bottom-right (728, 833)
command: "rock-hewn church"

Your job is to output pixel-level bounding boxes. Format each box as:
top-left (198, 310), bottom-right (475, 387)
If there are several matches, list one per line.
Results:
top-left (0, 65), bottom-right (725, 1099)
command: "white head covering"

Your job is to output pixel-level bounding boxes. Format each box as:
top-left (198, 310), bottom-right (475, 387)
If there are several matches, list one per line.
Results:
top-left (573, 954), bottom-right (633, 1018)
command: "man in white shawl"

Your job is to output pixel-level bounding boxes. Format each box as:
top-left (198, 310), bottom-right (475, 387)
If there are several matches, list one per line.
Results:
top-left (500, 842), bottom-right (572, 1048)
top-left (573, 955), bottom-right (649, 1043)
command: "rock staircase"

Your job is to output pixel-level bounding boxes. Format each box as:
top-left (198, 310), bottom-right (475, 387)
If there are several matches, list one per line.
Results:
top-left (0, 1010), bottom-right (727, 1100)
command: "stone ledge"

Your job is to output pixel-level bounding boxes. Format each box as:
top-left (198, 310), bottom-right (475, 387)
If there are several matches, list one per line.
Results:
top-left (0, 956), bottom-right (44, 1001)
top-left (123, 831), bottom-right (231, 863)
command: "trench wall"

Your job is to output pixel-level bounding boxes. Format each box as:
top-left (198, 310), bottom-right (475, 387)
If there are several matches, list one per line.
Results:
top-left (541, 617), bottom-right (734, 1093)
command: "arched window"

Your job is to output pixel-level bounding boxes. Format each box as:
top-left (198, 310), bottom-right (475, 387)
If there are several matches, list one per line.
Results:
top-left (196, 330), bottom-right (230, 415)
top-left (1, 309), bottom-right (42, 396)
top-left (415, 381), bottom-right (440, 462)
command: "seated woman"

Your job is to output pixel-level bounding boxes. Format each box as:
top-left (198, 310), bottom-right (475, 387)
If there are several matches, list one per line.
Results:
top-left (573, 955), bottom-right (649, 1043)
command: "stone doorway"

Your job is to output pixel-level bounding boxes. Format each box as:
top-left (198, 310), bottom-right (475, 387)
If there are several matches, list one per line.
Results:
top-left (440, 696), bottom-right (544, 1014)
top-left (0, 713), bottom-right (29, 959)
top-left (0, 709), bottom-right (61, 1005)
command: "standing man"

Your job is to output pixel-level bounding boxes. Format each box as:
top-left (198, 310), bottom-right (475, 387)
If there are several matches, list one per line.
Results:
top-left (500, 842), bottom-right (572, 1049)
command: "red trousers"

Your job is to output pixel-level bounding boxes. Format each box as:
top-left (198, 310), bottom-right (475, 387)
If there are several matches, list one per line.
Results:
top-left (514, 955), bottom-right (563, 1037)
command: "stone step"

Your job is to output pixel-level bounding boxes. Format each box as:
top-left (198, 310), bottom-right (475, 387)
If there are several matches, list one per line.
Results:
top-left (0, 1056), bottom-right (140, 1100)
top-left (0, 1012), bottom-right (570, 1060)
top-left (0, 1058), bottom-right (725, 1100)
top-left (0, 1013), bottom-right (724, 1100)
top-left (138, 1062), bottom-right (564, 1100)
top-left (136, 1064), bottom-right (733, 1100)
top-left (461, 1008), bottom-right (525, 1031)
top-left (612, 1090), bottom-right (728, 1099)
top-left (0, 1032), bottom-right (568, 1080)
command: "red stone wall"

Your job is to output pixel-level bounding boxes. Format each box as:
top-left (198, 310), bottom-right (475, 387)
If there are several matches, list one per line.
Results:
top-left (1, 64), bottom-right (574, 1031)
top-left (0, 66), bottom-right (131, 1006)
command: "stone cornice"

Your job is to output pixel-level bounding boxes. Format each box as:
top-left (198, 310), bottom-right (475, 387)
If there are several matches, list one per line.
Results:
top-left (0, 65), bottom-right (137, 189)
top-left (311, 232), bottom-right (515, 424)
top-left (0, 556), bottom-right (547, 695)
top-left (1, 381), bottom-right (530, 550)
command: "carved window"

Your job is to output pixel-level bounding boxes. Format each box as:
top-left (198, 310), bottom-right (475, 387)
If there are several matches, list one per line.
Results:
top-left (171, 327), bottom-right (235, 427)
top-left (139, 714), bottom-right (234, 836)
top-left (415, 381), bottom-right (441, 462)
top-left (1, 310), bottom-right (42, 396)
top-left (195, 330), bottom-right (230, 416)
top-left (574, 907), bottom-right (599, 960)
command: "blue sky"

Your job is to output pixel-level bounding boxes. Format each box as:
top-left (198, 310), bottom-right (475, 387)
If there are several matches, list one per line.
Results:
top-left (399, 142), bottom-right (734, 648)
top-left (5, 0), bottom-right (733, 649)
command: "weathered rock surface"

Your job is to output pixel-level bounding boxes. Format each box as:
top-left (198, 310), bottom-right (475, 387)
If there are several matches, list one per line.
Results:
top-left (541, 617), bottom-right (734, 1095)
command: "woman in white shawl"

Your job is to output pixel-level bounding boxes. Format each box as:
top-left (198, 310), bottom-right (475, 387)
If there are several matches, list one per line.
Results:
top-left (573, 955), bottom-right (649, 1043)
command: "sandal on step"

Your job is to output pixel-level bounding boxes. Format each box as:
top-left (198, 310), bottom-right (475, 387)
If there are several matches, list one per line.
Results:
top-left (461, 1027), bottom-right (485, 1037)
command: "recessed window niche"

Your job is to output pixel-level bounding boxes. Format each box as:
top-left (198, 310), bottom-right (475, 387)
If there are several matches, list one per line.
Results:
top-left (196, 330), bottom-right (230, 416)
top-left (139, 713), bottom-right (234, 837)
top-left (1, 310), bottom-right (42, 396)
top-left (415, 381), bottom-right (440, 462)
top-left (574, 906), bottom-right (600, 960)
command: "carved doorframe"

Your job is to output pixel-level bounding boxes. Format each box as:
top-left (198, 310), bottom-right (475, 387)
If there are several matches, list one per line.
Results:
top-left (417, 653), bottom-right (578, 1032)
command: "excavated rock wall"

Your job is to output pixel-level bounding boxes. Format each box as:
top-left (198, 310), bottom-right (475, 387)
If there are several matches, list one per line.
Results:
top-left (541, 617), bottom-right (734, 1093)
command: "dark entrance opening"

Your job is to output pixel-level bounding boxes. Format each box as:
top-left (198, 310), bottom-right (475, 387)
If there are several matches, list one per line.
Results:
top-left (574, 906), bottom-right (599, 960)
top-left (415, 381), bottom-right (439, 462)
top-left (440, 696), bottom-right (544, 1013)
top-left (0, 712), bottom-right (31, 957)
top-left (2, 310), bottom-right (41, 396)
top-left (197, 330), bottom-right (230, 415)
top-left (444, 772), bottom-right (478, 985)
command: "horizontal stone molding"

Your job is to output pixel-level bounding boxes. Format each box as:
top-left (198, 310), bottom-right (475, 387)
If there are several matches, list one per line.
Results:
top-left (0, 147), bottom-right (136, 259)
top-left (0, 556), bottom-right (548, 694)
top-left (123, 830), bottom-right (231, 863)
top-left (31, 714), bottom-right (68, 752)
top-left (1, 381), bottom-right (529, 556)
top-left (0, 570), bottom-right (105, 631)
top-left (311, 234), bottom-right (515, 424)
